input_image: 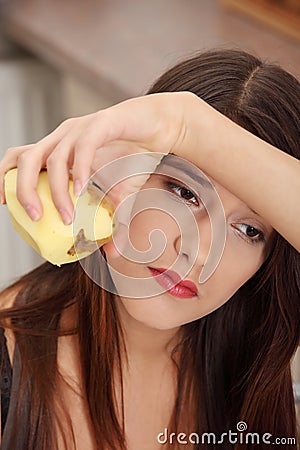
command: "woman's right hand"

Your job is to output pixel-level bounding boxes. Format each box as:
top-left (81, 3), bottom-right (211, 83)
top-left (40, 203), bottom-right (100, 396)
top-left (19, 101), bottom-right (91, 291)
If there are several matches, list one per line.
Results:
top-left (0, 92), bottom-right (210, 224)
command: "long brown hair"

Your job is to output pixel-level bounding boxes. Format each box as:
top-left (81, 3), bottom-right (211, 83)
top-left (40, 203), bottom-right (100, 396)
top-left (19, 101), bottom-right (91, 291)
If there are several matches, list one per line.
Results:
top-left (0, 49), bottom-right (299, 449)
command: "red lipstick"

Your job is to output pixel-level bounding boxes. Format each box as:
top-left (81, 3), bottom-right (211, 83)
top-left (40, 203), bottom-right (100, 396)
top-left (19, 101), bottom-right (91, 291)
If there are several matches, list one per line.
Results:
top-left (148, 267), bottom-right (198, 298)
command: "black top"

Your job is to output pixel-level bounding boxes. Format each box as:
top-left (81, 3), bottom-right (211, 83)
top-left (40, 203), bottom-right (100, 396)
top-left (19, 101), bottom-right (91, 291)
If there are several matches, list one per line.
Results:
top-left (0, 328), bottom-right (12, 435)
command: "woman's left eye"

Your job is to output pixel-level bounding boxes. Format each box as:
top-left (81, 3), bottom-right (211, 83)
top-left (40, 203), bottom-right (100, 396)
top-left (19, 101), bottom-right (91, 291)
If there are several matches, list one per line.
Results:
top-left (233, 223), bottom-right (266, 244)
top-left (165, 181), bottom-right (199, 206)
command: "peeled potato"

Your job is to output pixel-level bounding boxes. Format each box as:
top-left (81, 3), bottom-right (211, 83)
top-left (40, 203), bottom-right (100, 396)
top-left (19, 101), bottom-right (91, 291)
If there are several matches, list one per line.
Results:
top-left (4, 169), bottom-right (115, 266)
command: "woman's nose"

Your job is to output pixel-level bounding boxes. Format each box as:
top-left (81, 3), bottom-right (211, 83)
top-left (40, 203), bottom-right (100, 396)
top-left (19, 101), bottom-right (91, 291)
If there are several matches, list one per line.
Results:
top-left (174, 214), bottom-right (211, 269)
top-left (174, 208), bottom-right (226, 283)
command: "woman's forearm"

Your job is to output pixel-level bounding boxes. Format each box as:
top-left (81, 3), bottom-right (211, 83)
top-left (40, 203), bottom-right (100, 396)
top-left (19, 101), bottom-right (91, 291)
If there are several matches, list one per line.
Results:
top-left (1, 92), bottom-right (299, 252)
top-left (182, 94), bottom-right (300, 251)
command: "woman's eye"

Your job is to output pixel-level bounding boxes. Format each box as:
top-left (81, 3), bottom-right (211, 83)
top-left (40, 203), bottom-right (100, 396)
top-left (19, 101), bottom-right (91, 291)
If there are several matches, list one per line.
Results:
top-left (165, 181), bottom-right (199, 206)
top-left (233, 223), bottom-right (265, 245)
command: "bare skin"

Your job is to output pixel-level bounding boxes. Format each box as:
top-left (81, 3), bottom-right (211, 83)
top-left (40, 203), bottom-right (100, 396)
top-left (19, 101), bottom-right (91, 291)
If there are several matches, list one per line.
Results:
top-left (0, 290), bottom-right (177, 449)
top-left (0, 92), bottom-right (299, 448)
top-left (0, 92), bottom-right (299, 251)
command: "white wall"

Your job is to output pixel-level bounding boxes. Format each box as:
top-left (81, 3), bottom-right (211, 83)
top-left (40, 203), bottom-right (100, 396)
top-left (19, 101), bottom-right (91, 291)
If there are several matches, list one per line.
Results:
top-left (0, 57), bottom-right (63, 288)
top-left (0, 55), bottom-right (116, 290)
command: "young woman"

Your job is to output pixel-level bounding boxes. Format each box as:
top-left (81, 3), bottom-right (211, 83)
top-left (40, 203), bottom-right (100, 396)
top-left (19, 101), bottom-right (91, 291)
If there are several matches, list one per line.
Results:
top-left (0, 49), bottom-right (299, 450)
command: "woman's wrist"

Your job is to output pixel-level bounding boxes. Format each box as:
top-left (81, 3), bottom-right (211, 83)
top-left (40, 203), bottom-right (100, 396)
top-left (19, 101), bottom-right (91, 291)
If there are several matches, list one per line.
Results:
top-left (175, 91), bottom-right (226, 171)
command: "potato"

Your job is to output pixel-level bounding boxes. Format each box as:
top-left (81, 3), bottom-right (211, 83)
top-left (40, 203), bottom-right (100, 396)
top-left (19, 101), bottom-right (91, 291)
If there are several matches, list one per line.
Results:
top-left (4, 169), bottom-right (115, 266)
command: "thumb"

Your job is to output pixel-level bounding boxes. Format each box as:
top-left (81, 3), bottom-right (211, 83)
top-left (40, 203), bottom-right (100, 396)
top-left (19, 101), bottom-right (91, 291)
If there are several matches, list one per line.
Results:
top-left (91, 152), bottom-right (165, 223)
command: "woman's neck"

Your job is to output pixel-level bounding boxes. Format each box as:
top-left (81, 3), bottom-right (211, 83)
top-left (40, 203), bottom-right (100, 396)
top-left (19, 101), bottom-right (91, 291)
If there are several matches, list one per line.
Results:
top-left (116, 298), bottom-right (181, 364)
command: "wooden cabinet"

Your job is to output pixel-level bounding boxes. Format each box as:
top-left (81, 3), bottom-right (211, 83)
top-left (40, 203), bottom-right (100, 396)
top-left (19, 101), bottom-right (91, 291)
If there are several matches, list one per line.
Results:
top-left (221, 0), bottom-right (300, 41)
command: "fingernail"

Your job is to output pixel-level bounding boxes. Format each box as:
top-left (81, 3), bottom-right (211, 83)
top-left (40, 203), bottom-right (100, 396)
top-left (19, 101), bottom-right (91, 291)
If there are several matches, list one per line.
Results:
top-left (59, 208), bottom-right (73, 225)
top-left (74, 179), bottom-right (83, 197)
top-left (24, 205), bottom-right (41, 221)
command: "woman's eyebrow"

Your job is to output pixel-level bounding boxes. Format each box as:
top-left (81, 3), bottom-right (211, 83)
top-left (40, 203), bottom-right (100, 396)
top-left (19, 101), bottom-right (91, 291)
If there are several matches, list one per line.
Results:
top-left (157, 158), bottom-right (213, 189)
top-left (243, 206), bottom-right (273, 234)
top-left (245, 206), bottom-right (267, 221)
top-left (249, 207), bottom-right (259, 216)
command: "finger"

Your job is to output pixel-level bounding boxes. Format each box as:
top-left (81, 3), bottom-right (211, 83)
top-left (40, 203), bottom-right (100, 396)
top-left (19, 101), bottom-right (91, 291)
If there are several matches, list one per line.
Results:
top-left (15, 148), bottom-right (47, 221)
top-left (0, 145), bottom-right (33, 204)
top-left (14, 140), bottom-right (63, 220)
top-left (0, 119), bottom-right (75, 207)
top-left (46, 141), bottom-right (76, 225)
top-left (72, 112), bottom-right (123, 193)
top-left (7, 118), bottom-right (84, 219)
top-left (91, 148), bottom-right (164, 214)
top-left (44, 117), bottom-right (96, 223)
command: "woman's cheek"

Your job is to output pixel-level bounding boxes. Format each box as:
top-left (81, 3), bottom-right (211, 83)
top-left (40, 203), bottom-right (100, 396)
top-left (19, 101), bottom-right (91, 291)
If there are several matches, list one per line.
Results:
top-left (102, 223), bottom-right (130, 259)
top-left (209, 246), bottom-right (262, 300)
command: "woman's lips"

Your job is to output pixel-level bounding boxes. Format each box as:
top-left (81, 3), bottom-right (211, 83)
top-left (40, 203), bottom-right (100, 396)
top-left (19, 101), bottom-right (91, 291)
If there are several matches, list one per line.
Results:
top-left (148, 267), bottom-right (198, 298)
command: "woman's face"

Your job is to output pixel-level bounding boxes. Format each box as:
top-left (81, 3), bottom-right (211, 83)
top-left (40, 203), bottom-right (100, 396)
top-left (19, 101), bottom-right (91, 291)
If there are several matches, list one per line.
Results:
top-left (103, 164), bottom-right (273, 331)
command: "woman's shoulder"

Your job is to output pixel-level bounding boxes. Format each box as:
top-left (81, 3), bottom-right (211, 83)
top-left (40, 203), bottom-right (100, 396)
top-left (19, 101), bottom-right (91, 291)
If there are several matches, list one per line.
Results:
top-left (0, 288), bottom-right (17, 439)
top-left (0, 286), bottom-right (22, 365)
top-left (0, 286), bottom-right (20, 310)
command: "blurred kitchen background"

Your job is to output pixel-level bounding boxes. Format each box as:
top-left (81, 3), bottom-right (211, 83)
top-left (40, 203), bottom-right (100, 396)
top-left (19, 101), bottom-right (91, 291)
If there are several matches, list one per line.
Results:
top-left (0, 0), bottom-right (299, 404)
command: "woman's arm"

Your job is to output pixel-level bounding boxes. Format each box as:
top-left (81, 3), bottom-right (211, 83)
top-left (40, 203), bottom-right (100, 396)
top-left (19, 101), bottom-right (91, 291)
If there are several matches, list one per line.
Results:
top-left (181, 93), bottom-right (300, 251)
top-left (0, 92), bottom-right (299, 251)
